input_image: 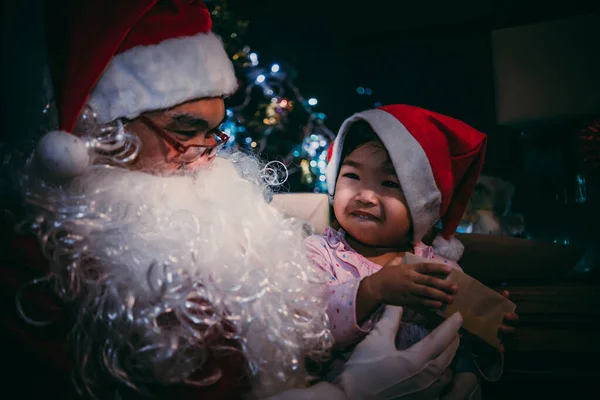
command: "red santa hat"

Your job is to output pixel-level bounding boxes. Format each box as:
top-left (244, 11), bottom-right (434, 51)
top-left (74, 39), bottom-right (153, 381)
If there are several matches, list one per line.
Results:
top-left (326, 104), bottom-right (487, 261)
top-left (37, 0), bottom-right (237, 178)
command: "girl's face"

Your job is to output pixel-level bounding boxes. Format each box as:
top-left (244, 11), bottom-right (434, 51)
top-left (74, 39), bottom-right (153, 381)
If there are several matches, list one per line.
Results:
top-left (333, 142), bottom-right (412, 248)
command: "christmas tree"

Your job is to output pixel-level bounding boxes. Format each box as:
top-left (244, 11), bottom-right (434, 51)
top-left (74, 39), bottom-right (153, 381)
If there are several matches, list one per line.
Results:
top-left (206, 0), bottom-right (334, 193)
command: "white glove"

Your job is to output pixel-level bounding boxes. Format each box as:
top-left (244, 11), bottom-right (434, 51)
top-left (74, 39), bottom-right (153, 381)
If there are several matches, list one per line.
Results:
top-left (263, 306), bottom-right (462, 400)
top-left (337, 306), bottom-right (463, 400)
top-left (261, 382), bottom-right (346, 400)
top-left (440, 372), bottom-right (481, 400)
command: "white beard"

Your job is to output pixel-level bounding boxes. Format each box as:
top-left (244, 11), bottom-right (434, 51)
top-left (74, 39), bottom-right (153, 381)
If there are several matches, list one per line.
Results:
top-left (23, 152), bottom-right (332, 398)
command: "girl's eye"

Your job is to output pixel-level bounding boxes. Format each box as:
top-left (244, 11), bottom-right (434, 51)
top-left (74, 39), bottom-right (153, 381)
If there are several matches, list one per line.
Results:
top-left (382, 180), bottom-right (400, 189)
top-left (342, 173), bottom-right (359, 180)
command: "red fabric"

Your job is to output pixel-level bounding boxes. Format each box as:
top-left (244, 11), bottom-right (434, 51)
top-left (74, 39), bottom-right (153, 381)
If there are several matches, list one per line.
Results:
top-left (47, 0), bottom-right (213, 133)
top-left (377, 104), bottom-right (487, 238)
top-left (0, 228), bottom-right (250, 399)
top-left (327, 141), bottom-right (335, 163)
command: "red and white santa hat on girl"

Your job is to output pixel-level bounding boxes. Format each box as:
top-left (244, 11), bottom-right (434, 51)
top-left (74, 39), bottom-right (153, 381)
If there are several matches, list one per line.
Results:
top-left (37, 0), bottom-right (237, 178)
top-left (326, 104), bottom-right (487, 262)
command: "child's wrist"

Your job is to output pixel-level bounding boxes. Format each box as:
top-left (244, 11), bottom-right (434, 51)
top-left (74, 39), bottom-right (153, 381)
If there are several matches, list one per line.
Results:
top-left (363, 274), bottom-right (384, 305)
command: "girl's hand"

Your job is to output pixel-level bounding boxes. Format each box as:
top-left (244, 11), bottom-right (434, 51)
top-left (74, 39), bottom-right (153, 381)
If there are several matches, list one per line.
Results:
top-left (367, 258), bottom-right (458, 310)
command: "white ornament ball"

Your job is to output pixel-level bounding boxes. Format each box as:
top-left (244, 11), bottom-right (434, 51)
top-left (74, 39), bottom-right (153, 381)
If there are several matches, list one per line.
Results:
top-left (432, 234), bottom-right (465, 262)
top-left (35, 130), bottom-right (90, 179)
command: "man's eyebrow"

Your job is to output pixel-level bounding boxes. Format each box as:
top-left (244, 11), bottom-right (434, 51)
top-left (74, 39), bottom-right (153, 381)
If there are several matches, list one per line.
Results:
top-left (167, 113), bottom-right (210, 131)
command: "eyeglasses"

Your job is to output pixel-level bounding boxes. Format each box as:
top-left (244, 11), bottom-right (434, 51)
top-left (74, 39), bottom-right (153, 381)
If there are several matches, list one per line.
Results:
top-left (139, 115), bottom-right (229, 163)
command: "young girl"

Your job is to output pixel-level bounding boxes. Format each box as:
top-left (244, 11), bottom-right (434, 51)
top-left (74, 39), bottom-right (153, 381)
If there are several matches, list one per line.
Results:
top-left (306, 104), bottom-right (518, 396)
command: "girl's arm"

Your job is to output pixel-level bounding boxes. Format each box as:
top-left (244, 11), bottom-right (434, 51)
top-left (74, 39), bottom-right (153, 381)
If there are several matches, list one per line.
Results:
top-left (305, 236), bottom-right (383, 347)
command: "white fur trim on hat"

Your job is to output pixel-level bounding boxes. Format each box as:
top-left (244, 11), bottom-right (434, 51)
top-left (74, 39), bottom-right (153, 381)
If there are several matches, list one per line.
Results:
top-left (432, 234), bottom-right (465, 262)
top-left (326, 109), bottom-right (441, 244)
top-left (88, 32), bottom-right (238, 124)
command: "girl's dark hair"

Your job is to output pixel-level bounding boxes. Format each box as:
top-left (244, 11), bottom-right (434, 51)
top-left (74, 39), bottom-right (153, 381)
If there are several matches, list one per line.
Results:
top-left (339, 120), bottom-right (383, 162)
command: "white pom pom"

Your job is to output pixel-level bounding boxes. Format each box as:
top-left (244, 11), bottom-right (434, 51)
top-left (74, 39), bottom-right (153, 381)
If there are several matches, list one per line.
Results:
top-left (36, 130), bottom-right (90, 179)
top-left (432, 234), bottom-right (464, 262)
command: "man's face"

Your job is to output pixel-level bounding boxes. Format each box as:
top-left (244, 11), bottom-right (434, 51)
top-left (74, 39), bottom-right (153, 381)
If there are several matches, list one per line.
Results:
top-left (126, 97), bottom-right (226, 171)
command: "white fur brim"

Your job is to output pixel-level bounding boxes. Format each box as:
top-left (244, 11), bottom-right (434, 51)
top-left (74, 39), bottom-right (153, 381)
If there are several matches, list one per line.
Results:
top-left (432, 235), bottom-right (465, 262)
top-left (88, 32), bottom-right (238, 124)
top-left (326, 109), bottom-right (441, 243)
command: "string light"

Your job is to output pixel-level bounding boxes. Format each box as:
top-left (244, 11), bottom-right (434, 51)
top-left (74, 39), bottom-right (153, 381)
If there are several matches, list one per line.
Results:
top-left (357, 86), bottom-right (373, 96)
top-left (209, 1), bottom-right (334, 192)
top-left (249, 52), bottom-right (259, 66)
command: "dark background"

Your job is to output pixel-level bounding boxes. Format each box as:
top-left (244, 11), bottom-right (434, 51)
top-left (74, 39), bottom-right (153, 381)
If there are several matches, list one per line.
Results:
top-left (229, 0), bottom-right (599, 176)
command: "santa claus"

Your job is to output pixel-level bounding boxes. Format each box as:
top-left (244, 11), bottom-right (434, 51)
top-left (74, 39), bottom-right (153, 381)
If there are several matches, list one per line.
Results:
top-left (0, 1), bottom-right (464, 399)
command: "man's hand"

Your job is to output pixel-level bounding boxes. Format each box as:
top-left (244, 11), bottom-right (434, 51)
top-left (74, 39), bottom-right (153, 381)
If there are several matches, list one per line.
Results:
top-left (337, 306), bottom-right (463, 400)
top-left (263, 306), bottom-right (464, 400)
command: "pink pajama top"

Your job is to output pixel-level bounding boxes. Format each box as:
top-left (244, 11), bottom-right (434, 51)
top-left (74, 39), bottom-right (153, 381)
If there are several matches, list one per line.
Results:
top-left (305, 227), bottom-right (460, 347)
top-left (305, 227), bottom-right (503, 381)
